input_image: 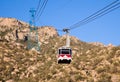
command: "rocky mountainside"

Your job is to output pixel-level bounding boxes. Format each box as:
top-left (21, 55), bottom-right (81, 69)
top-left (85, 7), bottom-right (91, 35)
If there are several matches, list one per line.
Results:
top-left (0, 18), bottom-right (120, 82)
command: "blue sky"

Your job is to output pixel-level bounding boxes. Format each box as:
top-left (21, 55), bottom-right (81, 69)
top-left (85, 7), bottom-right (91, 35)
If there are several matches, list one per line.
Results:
top-left (0, 0), bottom-right (120, 46)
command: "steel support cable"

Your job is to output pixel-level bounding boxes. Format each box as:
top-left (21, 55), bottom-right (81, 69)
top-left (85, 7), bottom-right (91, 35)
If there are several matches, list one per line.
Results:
top-left (56, 0), bottom-right (119, 32)
top-left (69, 0), bottom-right (119, 29)
top-left (35, 0), bottom-right (46, 18)
top-left (71, 5), bottom-right (120, 30)
top-left (69, 2), bottom-right (120, 30)
top-left (69, 0), bottom-right (120, 30)
top-left (35, 0), bottom-right (48, 22)
top-left (35, 0), bottom-right (48, 21)
top-left (56, 1), bottom-right (120, 32)
top-left (35, 0), bottom-right (42, 16)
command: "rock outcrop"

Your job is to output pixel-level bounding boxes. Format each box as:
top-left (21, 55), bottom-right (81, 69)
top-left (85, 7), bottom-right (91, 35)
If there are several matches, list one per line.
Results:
top-left (0, 18), bottom-right (58, 42)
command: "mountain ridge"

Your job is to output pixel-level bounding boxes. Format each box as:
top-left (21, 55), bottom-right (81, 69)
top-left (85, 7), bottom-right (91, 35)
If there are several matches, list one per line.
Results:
top-left (0, 17), bottom-right (120, 82)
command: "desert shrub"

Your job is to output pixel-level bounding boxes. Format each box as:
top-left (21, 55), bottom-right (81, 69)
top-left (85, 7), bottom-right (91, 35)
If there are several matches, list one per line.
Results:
top-left (46, 74), bottom-right (52, 80)
top-left (97, 73), bottom-right (112, 82)
top-left (96, 64), bottom-right (110, 74)
top-left (87, 77), bottom-right (94, 82)
top-left (92, 57), bottom-right (104, 67)
top-left (74, 74), bottom-right (86, 81)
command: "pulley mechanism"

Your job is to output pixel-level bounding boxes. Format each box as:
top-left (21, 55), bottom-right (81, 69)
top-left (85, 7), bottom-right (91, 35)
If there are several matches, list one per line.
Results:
top-left (63, 28), bottom-right (70, 48)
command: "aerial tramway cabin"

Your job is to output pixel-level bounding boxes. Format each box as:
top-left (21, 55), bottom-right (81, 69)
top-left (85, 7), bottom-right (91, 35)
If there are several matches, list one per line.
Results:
top-left (58, 47), bottom-right (72, 64)
top-left (57, 28), bottom-right (72, 64)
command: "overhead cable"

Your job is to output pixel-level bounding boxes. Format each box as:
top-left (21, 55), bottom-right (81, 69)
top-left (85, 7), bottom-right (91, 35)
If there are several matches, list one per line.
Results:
top-left (35, 0), bottom-right (42, 16)
top-left (68, 0), bottom-right (120, 30)
top-left (35, 0), bottom-right (48, 22)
